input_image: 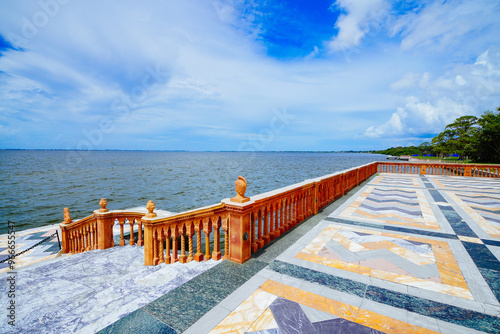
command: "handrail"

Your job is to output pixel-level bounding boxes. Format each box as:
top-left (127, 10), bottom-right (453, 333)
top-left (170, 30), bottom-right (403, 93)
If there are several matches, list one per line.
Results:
top-left (59, 161), bottom-right (380, 266)
top-left (377, 161), bottom-right (500, 177)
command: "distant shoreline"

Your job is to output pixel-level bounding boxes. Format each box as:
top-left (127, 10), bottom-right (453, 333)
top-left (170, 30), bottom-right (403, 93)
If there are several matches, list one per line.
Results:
top-left (0, 149), bottom-right (378, 153)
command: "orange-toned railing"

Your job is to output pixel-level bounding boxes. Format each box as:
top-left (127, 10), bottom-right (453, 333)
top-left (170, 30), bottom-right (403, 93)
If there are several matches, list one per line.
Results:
top-left (60, 162), bottom-right (379, 265)
top-left (59, 203), bottom-right (146, 254)
top-left (377, 161), bottom-right (500, 177)
top-left (142, 203), bottom-right (228, 266)
top-left (142, 162), bottom-right (378, 265)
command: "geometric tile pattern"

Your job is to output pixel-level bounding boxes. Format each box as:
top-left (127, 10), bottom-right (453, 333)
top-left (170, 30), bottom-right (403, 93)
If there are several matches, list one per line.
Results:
top-left (430, 176), bottom-right (500, 194)
top-left (209, 280), bottom-right (439, 334)
top-left (372, 174), bottom-right (422, 188)
top-left (338, 186), bottom-right (441, 230)
top-left (446, 192), bottom-right (500, 239)
top-left (295, 224), bottom-right (473, 300)
top-left (0, 224), bottom-right (61, 273)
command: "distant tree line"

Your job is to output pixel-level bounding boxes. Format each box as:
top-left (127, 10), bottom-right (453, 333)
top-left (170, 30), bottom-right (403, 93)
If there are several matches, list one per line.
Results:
top-left (372, 107), bottom-right (500, 164)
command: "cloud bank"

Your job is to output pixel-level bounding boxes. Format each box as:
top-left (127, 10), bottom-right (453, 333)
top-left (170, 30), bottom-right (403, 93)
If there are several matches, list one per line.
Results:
top-left (0, 0), bottom-right (499, 151)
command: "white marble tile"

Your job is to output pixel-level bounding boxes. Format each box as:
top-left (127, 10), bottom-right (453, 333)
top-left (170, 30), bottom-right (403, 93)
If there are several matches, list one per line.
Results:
top-left (0, 244), bottom-right (220, 334)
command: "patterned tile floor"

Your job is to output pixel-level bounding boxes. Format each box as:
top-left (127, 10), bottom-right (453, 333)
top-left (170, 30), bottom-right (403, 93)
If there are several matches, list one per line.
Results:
top-left (187, 173), bottom-right (500, 334)
top-left (3, 174), bottom-right (500, 333)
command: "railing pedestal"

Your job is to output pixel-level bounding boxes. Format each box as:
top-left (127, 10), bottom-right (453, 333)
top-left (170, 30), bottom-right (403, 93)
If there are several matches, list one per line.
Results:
top-left (224, 199), bottom-right (253, 264)
top-left (94, 210), bottom-right (114, 250)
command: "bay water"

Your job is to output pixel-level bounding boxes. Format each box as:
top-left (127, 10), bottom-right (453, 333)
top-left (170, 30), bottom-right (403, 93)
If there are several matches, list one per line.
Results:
top-left (0, 150), bottom-right (384, 234)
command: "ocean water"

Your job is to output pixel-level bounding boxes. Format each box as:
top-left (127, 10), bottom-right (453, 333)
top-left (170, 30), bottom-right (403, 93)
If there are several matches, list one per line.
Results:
top-left (0, 150), bottom-right (385, 234)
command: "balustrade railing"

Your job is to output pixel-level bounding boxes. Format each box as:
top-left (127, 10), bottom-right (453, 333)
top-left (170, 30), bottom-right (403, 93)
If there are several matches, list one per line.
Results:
top-left (59, 161), bottom-right (380, 265)
top-left (378, 161), bottom-right (500, 178)
top-left (59, 199), bottom-right (146, 254)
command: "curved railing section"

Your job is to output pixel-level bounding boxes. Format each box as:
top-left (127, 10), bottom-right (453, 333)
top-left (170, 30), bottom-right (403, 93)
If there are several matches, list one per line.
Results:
top-left (59, 204), bottom-right (147, 254)
top-left (59, 161), bottom-right (379, 265)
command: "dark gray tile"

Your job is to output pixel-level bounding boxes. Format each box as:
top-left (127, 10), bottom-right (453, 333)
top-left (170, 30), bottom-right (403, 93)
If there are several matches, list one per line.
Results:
top-left (269, 297), bottom-right (318, 334)
top-left (313, 318), bottom-right (383, 334)
top-left (97, 309), bottom-right (176, 334)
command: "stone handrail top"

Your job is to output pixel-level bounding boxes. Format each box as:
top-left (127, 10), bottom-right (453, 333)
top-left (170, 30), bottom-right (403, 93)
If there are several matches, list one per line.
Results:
top-left (142, 202), bottom-right (225, 223)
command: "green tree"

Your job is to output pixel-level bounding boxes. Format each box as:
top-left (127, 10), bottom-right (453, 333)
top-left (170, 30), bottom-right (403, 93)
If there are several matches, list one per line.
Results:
top-left (418, 142), bottom-right (433, 155)
top-left (432, 116), bottom-right (479, 159)
top-left (474, 108), bottom-right (500, 163)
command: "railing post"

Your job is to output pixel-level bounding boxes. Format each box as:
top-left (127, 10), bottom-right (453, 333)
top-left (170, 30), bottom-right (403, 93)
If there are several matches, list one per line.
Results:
top-left (93, 198), bottom-right (114, 250)
top-left (59, 207), bottom-right (72, 254)
top-left (465, 166), bottom-right (472, 177)
top-left (94, 211), bottom-right (114, 250)
top-left (224, 200), bottom-right (254, 263)
top-left (142, 200), bottom-right (157, 266)
top-left (223, 175), bottom-right (253, 264)
top-left (420, 164), bottom-right (427, 175)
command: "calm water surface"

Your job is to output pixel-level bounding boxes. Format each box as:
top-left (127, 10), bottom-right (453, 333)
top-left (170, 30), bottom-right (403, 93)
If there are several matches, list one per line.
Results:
top-left (0, 151), bottom-right (384, 234)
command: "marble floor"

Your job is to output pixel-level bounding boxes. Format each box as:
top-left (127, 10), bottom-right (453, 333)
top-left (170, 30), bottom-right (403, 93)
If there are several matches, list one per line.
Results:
top-left (2, 173), bottom-right (500, 333)
top-left (188, 173), bottom-right (500, 334)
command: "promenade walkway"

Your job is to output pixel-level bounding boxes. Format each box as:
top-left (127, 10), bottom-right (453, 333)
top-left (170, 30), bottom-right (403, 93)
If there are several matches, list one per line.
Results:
top-left (2, 173), bottom-right (500, 333)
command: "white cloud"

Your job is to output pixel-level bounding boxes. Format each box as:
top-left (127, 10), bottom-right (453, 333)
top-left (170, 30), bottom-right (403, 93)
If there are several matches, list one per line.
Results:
top-left (391, 0), bottom-right (500, 53)
top-left (328, 0), bottom-right (389, 51)
top-left (0, 1), bottom-right (499, 150)
top-left (366, 46), bottom-right (500, 139)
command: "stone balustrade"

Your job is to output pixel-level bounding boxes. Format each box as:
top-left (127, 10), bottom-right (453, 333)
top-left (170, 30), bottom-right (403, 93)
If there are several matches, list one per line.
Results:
top-left (378, 161), bottom-right (500, 177)
top-left (59, 161), bottom-right (379, 265)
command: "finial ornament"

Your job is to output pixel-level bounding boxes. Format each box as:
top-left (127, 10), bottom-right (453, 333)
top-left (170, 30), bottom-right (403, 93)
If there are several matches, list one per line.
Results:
top-left (63, 207), bottom-right (72, 224)
top-left (146, 200), bottom-right (157, 218)
top-left (98, 198), bottom-right (109, 212)
top-left (231, 176), bottom-right (250, 203)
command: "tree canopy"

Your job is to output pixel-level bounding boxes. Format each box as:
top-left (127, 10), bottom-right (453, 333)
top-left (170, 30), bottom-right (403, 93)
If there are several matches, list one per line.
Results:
top-left (375, 107), bottom-right (500, 164)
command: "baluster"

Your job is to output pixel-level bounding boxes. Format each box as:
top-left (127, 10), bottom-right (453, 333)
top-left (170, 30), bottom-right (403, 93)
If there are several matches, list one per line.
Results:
top-left (165, 227), bottom-right (171, 264)
top-left (77, 229), bottom-right (82, 253)
top-left (172, 226), bottom-right (179, 263)
top-left (73, 231), bottom-right (77, 253)
top-left (269, 206), bottom-right (275, 241)
top-left (250, 212), bottom-right (257, 253)
top-left (129, 218), bottom-right (135, 246)
top-left (137, 220), bottom-right (143, 246)
top-left (293, 199), bottom-right (297, 226)
top-left (285, 199), bottom-right (289, 228)
top-left (222, 217), bottom-right (229, 260)
top-left (119, 219), bottom-right (125, 246)
top-left (256, 210), bottom-right (263, 248)
top-left (212, 217), bottom-right (221, 261)
top-left (159, 229), bottom-right (165, 264)
top-left (263, 207), bottom-right (270, 244)
top-left (179, 224), bottom-right (187, 263)
top-left (203, 218), bottom-right (211, 261)
top-left (195, 221), bottom-right (203, 261)
top-left (69, 232), bottom-right (74, 253)
top-left (85, 225), bottom-right (90, 251)
top-left (274, 204), bottom-right (281, 238)
top-left (93, 222), bottom-right (97, 249)
top-left (187, 222), bottom-right (194, 262)
top-left (279, 201), bottom-right (285, 233)
top-left (153, 229), bottom-right (159, 265)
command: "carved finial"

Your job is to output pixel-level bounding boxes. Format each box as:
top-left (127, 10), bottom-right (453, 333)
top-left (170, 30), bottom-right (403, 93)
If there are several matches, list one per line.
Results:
top-left (63, 208), bottom-right (72, 224)
top-left (145, 200), bottom-right (157, 218)
top-left (231, 176), bottom-right (250, 203)
top-left (98, 198), bottom-right (108, 212)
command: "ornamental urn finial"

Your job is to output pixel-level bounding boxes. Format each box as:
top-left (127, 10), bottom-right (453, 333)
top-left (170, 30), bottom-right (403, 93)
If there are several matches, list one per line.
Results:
top-left (63, 207), bottom-right (72, 224)
top-left (145, 200), bottom-right (157, 218)
top-left (98, 198), bottom-right (109, 212)
top-left (231, 176), bottom-right (250, 203)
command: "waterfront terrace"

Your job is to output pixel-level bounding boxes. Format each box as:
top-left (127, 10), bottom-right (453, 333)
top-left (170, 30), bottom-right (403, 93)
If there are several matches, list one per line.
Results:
top-left (1, 161), bottom-right (500, 333)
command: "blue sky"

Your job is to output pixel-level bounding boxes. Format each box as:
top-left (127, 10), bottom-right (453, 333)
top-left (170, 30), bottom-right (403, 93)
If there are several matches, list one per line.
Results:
top-left (0, 0), bottom-right (499, 151)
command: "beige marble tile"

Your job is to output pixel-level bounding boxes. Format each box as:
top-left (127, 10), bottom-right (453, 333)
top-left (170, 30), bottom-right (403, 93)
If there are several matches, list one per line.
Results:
top-left (209, 289), bottom-right (277, 334)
